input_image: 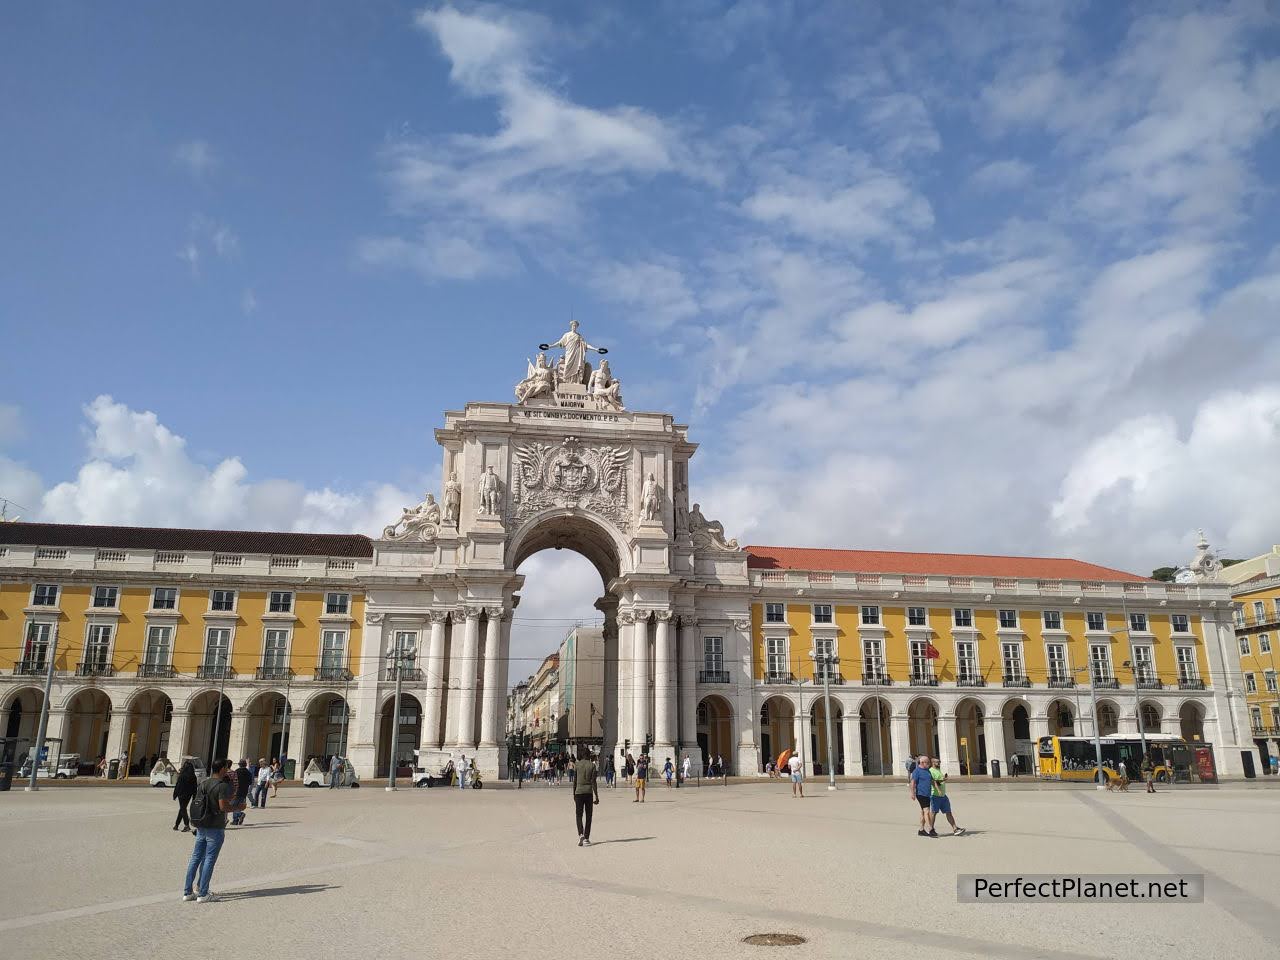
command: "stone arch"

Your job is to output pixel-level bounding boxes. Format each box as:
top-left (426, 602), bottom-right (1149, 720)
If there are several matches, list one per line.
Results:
top-left (241, 690), bottom-right (292, 764)
top-left (508, 509), bottom-right (629, 583)
top-left (1138, 700), bottom-right (1163, 734)
top-left (758, 694), bottom-right (796, 769)
top-left (2, 686), bottom-right (44, 743)
top-left (907, 696), bottom-right (939, 760)
top-left (1001, 698), bottom-right (1032, 771)
top-left (954, 697), bottom-right (986, 774)
top-left (859, 695), bottom-right (893, 776)
top-left (807, 695), bottom-right (843, 776)
top-left (185, 690), bottom-right (232, 765)
top-left (124, 689), bottom-right (173, 765)
top-left (377, 693), bottom-right (422, 777)
top-left (1046, 698), bottom-right (1076, 737)
top-left (63, 688), bottom-right (113, 763)
top-left (1178, 700), bottom-right (1206, 742)
top-left (1095, 698), bottom-right (1120, 737)
top-left (697, 694), bottom-right (734, 774)
top-left (304, 691), bottom-right (350, 764)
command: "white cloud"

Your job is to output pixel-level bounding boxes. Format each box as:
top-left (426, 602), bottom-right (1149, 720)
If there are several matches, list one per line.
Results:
top-left (590, 259), bottom-right (699, 330)
top-left (241, 289), bottom-right (258, 315)
top-left (970, 158), bottom-right (1033, 190)
top-left (178, 216), bottom-right (239, 277)
top-left (173, 139), bottom-right (218, 179)
top-left (508, 550), bottom-right (604, 687)
top-left (357, 228), bottom-right (519, 281)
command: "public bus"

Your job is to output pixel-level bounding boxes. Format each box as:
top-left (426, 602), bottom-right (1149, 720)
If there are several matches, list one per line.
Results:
top-left (1036, 734), bottom-right (1188, 783)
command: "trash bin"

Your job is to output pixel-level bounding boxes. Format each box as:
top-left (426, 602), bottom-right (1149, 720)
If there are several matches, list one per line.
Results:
top-left (107, 758), bottom-right (121, 779)
top-left (990, 759), bottom-right (1001, 779)
top-left (1241, 751), bottom-right (1256, 779)
top-left (0, 762), bottom-right (13, 792)
top-left (283, 758), bottom-right (297, 780)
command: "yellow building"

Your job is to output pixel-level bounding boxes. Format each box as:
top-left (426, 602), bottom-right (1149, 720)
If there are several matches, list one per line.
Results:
top-left (1231, 576), bottom-right (1280, 759)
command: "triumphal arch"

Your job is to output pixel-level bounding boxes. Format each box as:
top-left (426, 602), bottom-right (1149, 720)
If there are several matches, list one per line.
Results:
top-left (359, 322), bottom-right (753, 778)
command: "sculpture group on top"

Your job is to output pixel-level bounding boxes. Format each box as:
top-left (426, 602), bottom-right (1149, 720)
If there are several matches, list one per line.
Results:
top-left (515, 320), bottom-right (624, 411)
top-left (383, 472), bottom-right (465, 542)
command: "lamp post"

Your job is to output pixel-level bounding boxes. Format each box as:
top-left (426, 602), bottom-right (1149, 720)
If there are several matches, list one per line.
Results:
top-left (1076, 665), bottom-right (1106, 790)
top-left (810, 647), bottom-right (838, 791)
top-left (25, 623), bottom-right (59, 792)
top-left (387, 647), bottom-right (404, 792)
top-left (1118, 594), bottom-right (1149, 761)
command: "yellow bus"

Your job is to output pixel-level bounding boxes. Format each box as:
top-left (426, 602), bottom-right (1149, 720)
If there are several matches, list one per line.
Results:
top-left (1036, 734), bottom-right (1184, 784)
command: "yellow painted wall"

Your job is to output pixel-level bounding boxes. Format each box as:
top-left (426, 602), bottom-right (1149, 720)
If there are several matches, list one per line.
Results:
top-left (930, 607), bottom-right (951, 681)
top-left (0, 583), bottom-right (27, 670)
top-left (834, 604), bottom-right (860, 682)
top-left (57, 585), bottom-right (90, 672)
top-left (881, 607), bottom-right (905, 681)
top-left (171, 589), bottom-right (211, 675)
top-left (111, 587), bottom-right (150, 669)
top-left (973, 609), bottom-right (1001, 683)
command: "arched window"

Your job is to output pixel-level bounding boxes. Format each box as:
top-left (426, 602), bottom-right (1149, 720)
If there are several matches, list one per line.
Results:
top-left (1097, 703), bottom-right (1118, 736)
top-left (697, 702), bottom-right (709, 726)
top-left (758, 703), bottom-right (770, 725)
top-left (1140, 704), bottom-right (1161, 732)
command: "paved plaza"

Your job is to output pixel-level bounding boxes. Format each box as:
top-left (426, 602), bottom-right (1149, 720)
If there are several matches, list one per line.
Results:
top-left (1, 779), bottom-right (1278, 959)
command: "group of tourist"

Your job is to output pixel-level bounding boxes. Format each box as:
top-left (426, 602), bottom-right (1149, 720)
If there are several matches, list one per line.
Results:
top-left (909, 755), bottom-right (965, 837)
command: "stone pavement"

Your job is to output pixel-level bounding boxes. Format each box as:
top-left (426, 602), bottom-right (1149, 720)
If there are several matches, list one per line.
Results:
top-left (1, 778), bottom-right (1277, 959)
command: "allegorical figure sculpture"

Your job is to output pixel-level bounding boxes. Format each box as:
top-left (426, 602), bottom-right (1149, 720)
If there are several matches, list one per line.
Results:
top-left (588, 358), bottom-right (624, 411)
top-left (383, 492), bottom-right (442, 541)
top-left (515, 353), bottom-right (556, 404)
top-left (543, 319), bottom-right (602, 386)
top-left (640, 472), bottom-right (661, 522)
top-left (688, 502), bottom-right (739, 550)
top-left (443, 472), bottom-right (462, 525)
top-left (478, 465), bottom-right (503, 516)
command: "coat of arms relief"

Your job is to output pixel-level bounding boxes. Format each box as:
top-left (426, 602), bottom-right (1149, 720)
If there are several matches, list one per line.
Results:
top-left (512, 437), bottom-right (629, 527)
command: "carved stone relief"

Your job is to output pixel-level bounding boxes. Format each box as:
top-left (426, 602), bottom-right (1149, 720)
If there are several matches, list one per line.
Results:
top-left (512, 436), bottom-right (629, 527)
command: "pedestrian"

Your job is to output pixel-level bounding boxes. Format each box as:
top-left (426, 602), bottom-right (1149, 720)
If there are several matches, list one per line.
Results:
top-left (603, 753), bottom-right (616, 788)
top-left (681, 754), bottom-right (691, 783)
top-left (182, 758), bottom-right (245, 903)
top-left (270, 759), bottom-right (283, 798)
top-left (928, 758), bottom-right (963, 836)
top-left (1009, 753), bottom-right (1020, 778)
top-left (910, 755), bottom-right (934, 837)
top-left (329, 756), bottom-right (344, 789)
top-left (663, 757), bottom-right (674, 787)
top-left (230, 759), bottom-right (252, 825)
top-left (788, 752), bottom-right (804, 798)
top-left (634, 753), bottom-right (649, 802)
top-left (1117, 759), bottom-right (1130, 792)
top-left (1141, 755), bottom-right (1156, 793)
top-left (457, 753), bottom-right (468, 790)
top-left (573, 749), bottom-right (600, 847)
top-left (1269, 754), bottom-right (1278, 777)
top-left (716, 754), bottom-right (726, 782)
top-left (624, 751), bottom-right (635, 784)
top-left (172, 760), bottom-right (197, 832)
top-left (252, 758), bottom-right (271, 808)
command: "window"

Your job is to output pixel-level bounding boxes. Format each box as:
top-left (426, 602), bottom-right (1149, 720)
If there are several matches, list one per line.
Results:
top-left (325, 592), bottom-right (350, 615)
top-left (703, 636), bottom-right (724, 675)
top-left (22, 622), bottom-right (52, 668)
top-left (326, 699), bottom-right (349, 725)
top-left (814, 636), bottom-right (837, 680)
top-left (1244, 672), bottom-right (1257, 693)
top-left (144, 625), bottom-right (172, 667)
top-left (953, 608), bottom-right (973, 628)
top-left (268, 591), bottom-right (294, 613)
top-left (812, 603), bottom-right (833, 624)
top-left (1171, 614), bottom-right (1189, 633)
top-left (1046, 643), bottom-right (1068, 682)
top-left (1273, 705), bottom-right (1280, 730)
top-left (321, 630), bottom-right (347, 670)
top-left (1133, 646), bottom-right (1155, 684)
top-left (998, 609), bottom-right (1018, 629)
top-left (1266, 670), bottom-right (1278, 694)
top-left (1261, 634), bottom-right (1272, 654)
top-left (907, 606), bottom-right (927, 626)
top-left (1001, 642), bottom-right (1024, 680)
top-left (764, 602), bottom-right (785, 624)
top-left (32, 584), bottom-right (59, 606)
top-left (1250, 706), bottom-right (1262, 729)
top-left (1129, 612), bottom-right (1148, 633)
top-left (956, 640), bottom-right (977, 681)
top-left (152, 587), bottom-right (177, 610)
top-left (85, 624), bottom-right (112, 667)
top-left (909, 640), bottom-right (933, 679)
top-left (860, 605), bottom-right (880, 626)
top-left (203, 627), bottom-right (231, 669)
top-left (765, 637), bottom-right (788, 679)
top-left (1176, 646), bottom-right (1198, 682)
top-left (1086, 611), bottom-right (1106, 632)
top-left (1089, 644), bottom-right (1113, 683)
top-left (263, 629), bottom-right (289, 670)
top-left (863, 638), bottom-right (885, 681)
top-left (1232, 603), bottom-right (1244, 626)
top-left (1275, 599), bottom-right (1280, 618)
top-left (1240, 635), bottom-right (1251, 656)
top-left (1042, 610), bottom-right (1062, 630)
top-left (210, 589), bottom-right (236, 612)
top-left (92, 585), bottom-right (118, 608)
top-left (1254, 601), bottom-right (1265, 621)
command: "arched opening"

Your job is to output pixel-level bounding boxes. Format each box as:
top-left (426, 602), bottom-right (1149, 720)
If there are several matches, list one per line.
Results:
top-left (1096, 700), bottom-right (1119, 737)
top-left (3, 687), bottom-right (44, 743)
top-left (1047, 699), bottom-right (1075, 737)
top-left (64, 689), bottom-right (112, 768)
top-left (125, 690), bottom-right (173, 769)
top-left (1002, 700), bottom-right (1032, 772)
top-left (809, 696), bottom-right (842, 775)
top-left (242, 691), bottom-right (292, 764)
top-left (859, 696), bottom-right (892, 775)
top-left (377, 694), bottom-right (422, 777)
top-left (1179, 701), bottom-right (1205, 742)
top-left (697, 695), bottom-right (733, 775)
top-left (758, 696), bottom-right (796, 769)
top-left (955, 698), bottom-right (986, 775)
top-left (907, 697), bottom-right (939, 760)
top-left (185, 691), bottom-right (232, 766)
top-left (1139, 701), bottom-right (1163, 735)
top-left (303, 693), bottom-right (350, 767)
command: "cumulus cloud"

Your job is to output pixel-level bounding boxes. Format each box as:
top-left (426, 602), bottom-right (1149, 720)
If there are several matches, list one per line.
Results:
top-left (173, 139), bottom-right (218, 179)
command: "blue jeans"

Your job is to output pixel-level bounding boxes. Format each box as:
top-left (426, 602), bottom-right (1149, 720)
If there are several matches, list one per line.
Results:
top-left (252, 782), bottom-right (268, 807)
top-left (183, 827), bottom-right (225, 897)
top-left (458, 768), bottom-right (467, 789)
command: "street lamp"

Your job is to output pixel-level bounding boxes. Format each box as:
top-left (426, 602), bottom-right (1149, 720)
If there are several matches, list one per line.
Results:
top-left (810, 646), bottom-right (839, 791)
top-left (1074, 664), bottom-right (1106, 790)
top-left (1117, 594), bottom-right (1149, 761)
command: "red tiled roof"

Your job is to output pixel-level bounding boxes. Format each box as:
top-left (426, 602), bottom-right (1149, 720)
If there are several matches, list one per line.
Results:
top-left (0, 522), bottom-right (372, 558)
top-left (745, 545), bottom-right (1147, 582)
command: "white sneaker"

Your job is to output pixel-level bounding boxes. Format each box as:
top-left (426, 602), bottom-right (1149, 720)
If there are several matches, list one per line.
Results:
top-left (582, 838), bottom-right (592, 847)
top-left (181, 893), bottom-right (196, 902)
top-left (196, 893), bottom-right (217, 903)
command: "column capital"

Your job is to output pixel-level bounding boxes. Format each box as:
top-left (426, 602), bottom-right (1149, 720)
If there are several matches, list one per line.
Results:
top-left (427, 610), bottom-right (449, 624)
top-left (654, 610), bottom-right (674, 623)
top-left (366, 612), bottom-right (385, 626)
top-left (732, 619), bottom-right (752, 633)
top-left (617, 610), bottom-right (638, 625)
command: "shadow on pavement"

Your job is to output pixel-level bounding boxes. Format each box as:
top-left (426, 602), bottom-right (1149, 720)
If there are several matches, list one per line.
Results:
top-left (593, 837), bottom-right (656, 845)
top-left (230, 821), bottom-right (299, 828)
top-left (220, 884), bottom-right (337, 900)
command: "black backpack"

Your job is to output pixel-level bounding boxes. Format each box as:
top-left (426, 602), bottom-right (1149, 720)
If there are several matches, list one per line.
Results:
top-left (189, 778), bottom-right (220, 827)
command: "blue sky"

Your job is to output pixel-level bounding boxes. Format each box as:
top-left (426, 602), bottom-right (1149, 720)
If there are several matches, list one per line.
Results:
top-left (4, 2), bottom-right (1280, 661)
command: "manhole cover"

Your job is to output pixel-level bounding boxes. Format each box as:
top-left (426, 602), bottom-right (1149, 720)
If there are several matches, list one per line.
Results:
top-left (743, 933), bottom-right (807, 946)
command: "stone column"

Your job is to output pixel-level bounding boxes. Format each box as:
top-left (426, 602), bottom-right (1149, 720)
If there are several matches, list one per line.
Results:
top-left (596, 597), bottom-right (619, 762)
top-left (496, 609), bottom-right (513, 775)
top-left (653, 611), bottom-right (676, 757)
top-left (982, 716), bottom-right (1005, 777)
top-left (454, 607), bottom-right (481, 749)
top-left (890, 713), bottom-right (911, 776)
top-left (938, 713), bottom-right (961, 776)
top-left (166, 711), bottom-right (190, 763)
top-left (633, 614), bottom-right (651, 748)
top-left (792, 707), bottom-right (805, 773)
top-left (288, 712), bottom-right (310, 775)
top-left (227, 709), bottom-right (250, 764)
top-left (615, 611), bottom-right (634, 751)
top-left (444, 614), bottom-right (462, 747)
top-left (479, 607), bottom-right (503, 748)
top-left (732, 618), bottom-right (759, 776)
top-left (421, 612), bottom-right (448, 750)
top-left (347, 614), bottom-right (383, 777)
top-left (841, 709), bottom-right (861, 776)
top-left (677, 616), bottom-right (698, 759)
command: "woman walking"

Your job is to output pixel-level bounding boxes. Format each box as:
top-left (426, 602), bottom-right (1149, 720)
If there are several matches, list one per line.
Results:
top-left (269, 759), bottom-right (283, 798)
top-left (172, 760), bottom-right (197, 832)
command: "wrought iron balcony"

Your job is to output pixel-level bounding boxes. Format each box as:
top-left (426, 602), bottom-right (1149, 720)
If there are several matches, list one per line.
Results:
top-left (1178, 678), bottom-right (1206, 690)
top-left (1092, 678), bottom-right (1121, 689)
top-left (764, 671), bottom-right (795, 684)
top-left (955, 675), bottom-right (986, 687)
top-left (909, 675), bottom-right (938, 686)
top-left (1048, 677), bottom-right (1076, 688)
top-left (256, 666), bottom-right (295, 681)
top-left (382, 665), bottom-right (424, 681)
top-left (75, 661), bottom-right (114, 677)
top-left (1251, 725), bottom-right (1279, 737)
top-left (1002, 676), bottom-right (1031, 688)
top-left (1136, 679), bottom-right (1163, 690)
top-left (862, 675), bottom-right (893, 686)
top-left (314, 666), bottom-right (354, 682)
top-left (698, 669), bottom-right (730, 683)
top-left (13, 660), bottom-right (48, 676)
top-left (813, 672), bottom-right (844, 685)
top-left (196, 664), bottom-right (234, 680)
top-left (137, 664), bottom-right (177, 678)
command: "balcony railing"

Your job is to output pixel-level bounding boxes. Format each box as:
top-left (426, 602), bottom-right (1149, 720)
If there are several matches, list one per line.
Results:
top-left (862, 675), bottom-right (893, 686)
top-left (1251, 725), bottom-right (1279, 737)
top-left (137, 664), bottom-right (177, 678)
top-left (1178, 678), bottom-right (1206, 690)
top-left (698, 669), bottom-right (731, 683)
top-left (764, 671), bottom-right (795, 684)
top-left (1048, 677), bottom-right (1076, 688)
top-left (1002, 676), bottom-right (1031, 688)
top-left (955, 675), bottom-right (986, 687)
top-left (382, 665), bottom-right (424, 682)
top-left (909, 675), bottom-right (938, 686)
top-left (13, 660), bottom-right (48, 676)
top-left (1235, 610), bottom-right (1280, 630)
top-left (315, 666), bottom-right (354, 682)
top-left (75, 661), bottom-right (114, 677)
top-left (1136, 679), bottom-right (1163, 690)
top-left (196, 664), bottom-right (234, 680)
top-left (1092, 678), bottom-right (1120, 689)
top-left (256, 666), bottom-right (295, 681)
top-left (813, 672), bottom-right (844, 685)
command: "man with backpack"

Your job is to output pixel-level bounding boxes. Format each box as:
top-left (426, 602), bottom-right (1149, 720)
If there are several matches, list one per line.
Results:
top-left (182, 759), bottom-right (245, 903)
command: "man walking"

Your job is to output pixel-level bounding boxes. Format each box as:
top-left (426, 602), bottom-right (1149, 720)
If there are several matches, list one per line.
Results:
top-left (573, 749), bottom-right (600, 847)
top-left (910, 756), bottom-right (934, 837)
top-left (457, 753), bottom-right (468, 790)
top-left (928, 758), bottom-right (963, 836)
top-left (252, 758), bottom-right (271, 809)
top-left (329, 755), bottom-right (343, 789)
top-left (182, 759), bottom-right (244, 903)
top-left (1008, 753), bottom-right (1020, 778)
top-left (680, 754), bottom-right (691, 784)
top-left (230, 759), bottom-right (252, 826)
top-left (788, 752), bottom-right (804, 798)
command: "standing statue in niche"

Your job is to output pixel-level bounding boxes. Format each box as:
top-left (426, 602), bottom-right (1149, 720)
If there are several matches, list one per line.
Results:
top-left (640, 472), bottom-right (662, 522)
top-left (478, 465), bottom-right (503, 516)
top-left (540, 319), bottom-right (605, 386)
top-left (515, 353), bottom-right (556, 404)
top-left (588, 358), bottom-right (625, 411)
top-left (442, 472), bottom-right (462, 525)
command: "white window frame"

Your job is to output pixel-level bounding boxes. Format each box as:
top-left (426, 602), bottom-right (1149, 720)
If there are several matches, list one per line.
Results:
top-left (1046, 643), bottom-right (1068, 683)
top-left (144, 624), bottom-right (173, 668)
top-left (268, 590), bottom-right (294, 614)
top-left (91, 585), bottom-right (119, 609)
top-left (1129, 612), bottom-right (1149, 633)
top-left (325, 592), bottom-right (351, 615)
top-left (84, 622), bottom-right (114, 668)
top-left (811, 603), bottom-right (833, 625)
top-left (765, 637), bottom-right (788, 680)
top-left (151, 586), bottom-right (178, 610)
top-left (1132, 645), bottom-right (1155, 684)
top-left (909, 639), bottom-right (933, 679)
top-left (860, 605), bottom-right (880, 626)
top-left (1253, 601), bottom-right (1265, 621)
top-left (1244, 672), bottom-right (1257, 693)
top-left (31, 583), bottom-right (60, 607)
top-left (1089, 643), bottom-right (1113, 683)
top-left (1175, 645), bottom-right (1198, 682)
top-left (1240, 635), bottom-right (1251, 656)
top-left (203, 627), bottom-right (232, 669)
top-left (321, 629), bottom-right (348, 671)
top-left (862, 638), bottom-right (885, 681)
top-left (1042, 610), bottom-right (1063, 631)
top-left (210, 589), bottom-right (237, 613)
top-left (998, 609), bottom-right (1019, 629)
top-left (703, 636), bottom-right (724, 675)
top-left (764, 602), bottom-right (786, 624)
top-left (22, 620), bottom-right (54, 668)
top-left (390, 630), bottom-right (417, 677)
top-left (1260, 634), bottom-right (1272, 654)
top-left (1001, 642), bottom-right (1024, 681)
top-left (1171, 614), bottom-right (1190, 634)
top-left (955, 639), bottom-right (978, 682)
top-left (907, 606), bottom-right (927, 627)
top-left (1265, 670), bottom-right (1277, 694)
top-left (1250, 706), bottom-right (1262, 728)
top-left (813, 636), bottom-right (837, 680)
top-left (1086, 611), bottom-right (1107, 632)
top-left (263, 628), bottom-right (291, 670)
top-left (952, 607), bottom-right (973, 628)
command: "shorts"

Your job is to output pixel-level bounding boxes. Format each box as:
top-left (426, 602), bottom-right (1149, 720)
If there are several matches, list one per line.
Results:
top-left (790, 772), bottom-right (803, 783)
top-left (915, 794), bottom-right (931, 809)
top-left (930, 795), bottom-right (952, 815)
